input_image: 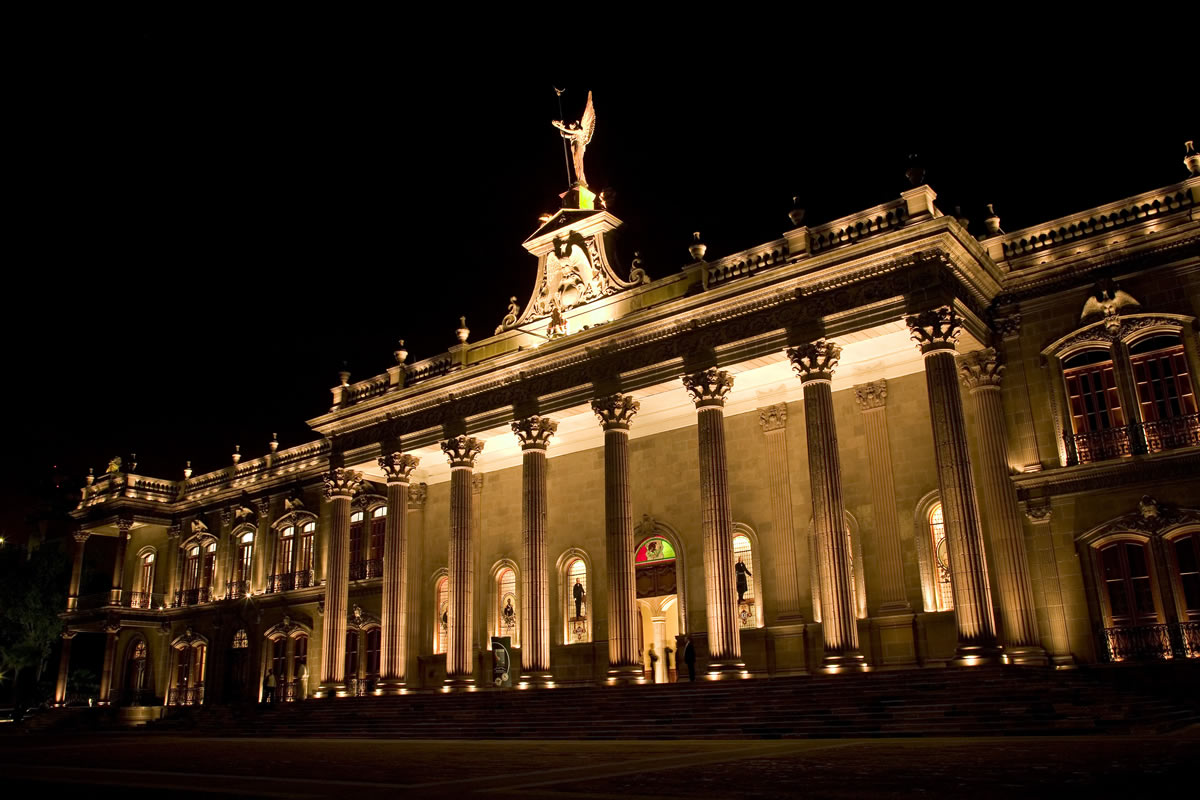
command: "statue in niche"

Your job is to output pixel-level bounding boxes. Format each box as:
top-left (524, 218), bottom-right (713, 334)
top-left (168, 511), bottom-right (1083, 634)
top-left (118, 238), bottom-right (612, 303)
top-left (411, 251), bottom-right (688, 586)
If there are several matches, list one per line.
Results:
top-left (551, 90), bottom-right (596, 188)
top-left (573, 578), bottom-right (586, 619)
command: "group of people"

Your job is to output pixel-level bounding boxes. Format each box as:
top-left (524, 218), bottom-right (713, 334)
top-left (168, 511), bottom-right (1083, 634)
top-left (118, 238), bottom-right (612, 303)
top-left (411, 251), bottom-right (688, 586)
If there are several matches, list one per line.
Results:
top-left (646, 635), bottom-right (696, 683)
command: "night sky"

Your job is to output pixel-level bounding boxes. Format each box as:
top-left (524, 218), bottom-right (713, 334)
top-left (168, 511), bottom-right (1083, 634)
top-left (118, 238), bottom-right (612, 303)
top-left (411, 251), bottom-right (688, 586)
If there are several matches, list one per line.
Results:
top-left (4, 21), bottom-right (1193, 542)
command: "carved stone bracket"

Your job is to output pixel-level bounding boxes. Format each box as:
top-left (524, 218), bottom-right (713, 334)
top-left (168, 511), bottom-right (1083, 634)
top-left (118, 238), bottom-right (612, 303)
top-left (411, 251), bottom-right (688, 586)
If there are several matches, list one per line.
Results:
top-left (323, 467), bottom-right (364, 499)
top-left (682, 368), bottom-right (734, 409)
top-left (758, 403), bottom-right (788, 432)
top-left (378, 452), bottom-right (420, 484)
top-left (255, 497), bottom-right (271, 516)
top-left (906, 306), bottom-right (962, 355)
top-left (994, 312), bottom-right (1021, 339)
top-left (116, 517), bottom-right (133, 537)
top-left (958, 348), bottom-right (1005, 391)
top-left (591, 393), bottom-right (640, 431)
top-left (853, 380), bottom-right (888, 410)
top-left (441, 436), bottom-right (484, 469)
top-left (512, 415), bottom-right (558, 451)
top-left (787, 340), bottom-right (842, 383)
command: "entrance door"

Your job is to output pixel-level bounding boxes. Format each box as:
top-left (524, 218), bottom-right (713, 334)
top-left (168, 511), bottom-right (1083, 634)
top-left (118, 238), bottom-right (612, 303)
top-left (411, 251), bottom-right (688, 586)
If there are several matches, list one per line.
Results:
top-left (635, 536), bottom-right (682, 682)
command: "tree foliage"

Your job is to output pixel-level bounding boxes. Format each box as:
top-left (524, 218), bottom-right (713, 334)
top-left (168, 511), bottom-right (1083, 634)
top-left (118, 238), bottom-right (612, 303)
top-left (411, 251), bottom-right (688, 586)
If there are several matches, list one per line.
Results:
top-left (0, 543), bottom-right (68, 703)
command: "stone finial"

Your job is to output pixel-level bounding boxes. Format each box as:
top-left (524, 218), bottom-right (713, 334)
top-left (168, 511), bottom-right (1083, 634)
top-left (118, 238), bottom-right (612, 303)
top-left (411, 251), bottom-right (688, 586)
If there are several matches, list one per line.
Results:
top-left (954, 206), bottom-right (970, 231)
top-left (958, 348), bottom-right (1005, 390)
top-left (1185, 141), bottom-right (1199, 177)
top-left (688, 231), bottom-right (707, 262)
top-left (378, 452), bottom-right (420, 484)
top-left (591, 393), bottom-right (641, 431)
top-left (682, 368), bottom-right (734, 409)
top-left (338, 364), bottom-right (351, 387)
top-left (512, 415), bottom-right (558, 450)
top-left (323, 467), bottom-right (363, 499)
top-left (983, 204), bottom-right (1003, 236)
top-left (906, 306), bottom-right (962, 355)
top-left (394, 340), bottom-right (408, 365)
top-left (86, 467), bottom-right (95, 486)
top-left (181, 460), bottom-right (192, 480)
top-left (456, 317), bottom-right (470, 344)
top-left (441, 435), bottom-right (484, 469)
top-left (787, 340), bottom-right (842, 383)
top-left (788, 197), bottom-right (806, 227)
top-left (854, 380), bottom-right (889, 410)
top-left (232, 445), bottom-right (242, 465)
top-left (129, 453), bottom-right (138, 473)
top-left (270, 433), bottom-right (279, 453)
top-left (905, 153), bottom-right (925, 187)
top-left (408, 482), bottom-right (428, 509)
top-left (758, 403), bottom-right (788, 432)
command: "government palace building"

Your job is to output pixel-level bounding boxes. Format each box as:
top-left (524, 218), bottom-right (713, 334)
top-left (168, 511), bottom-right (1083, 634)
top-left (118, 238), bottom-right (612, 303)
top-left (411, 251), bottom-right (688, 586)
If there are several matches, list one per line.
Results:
top-left (57, 132), bottom-right (1200, 719)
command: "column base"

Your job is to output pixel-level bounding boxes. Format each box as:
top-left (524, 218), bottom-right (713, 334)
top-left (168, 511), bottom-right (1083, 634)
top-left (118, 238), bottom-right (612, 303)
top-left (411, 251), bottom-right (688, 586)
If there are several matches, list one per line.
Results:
top-left (443, 676), bottom-right (477, 692)
top-left (871, 613), bottom-right (917, 667)
top-left (1003, 645), bottom-right (1050, 666)
top-left (704, 659), bottom-right (750, 680)
top-left (952, 642), bottom-right (1005, 667)
top-left (822, 651), bottom-right (867, 673)
top-left (375, 678), bottom-right (408, 695)
top-left (605, 665), bottom-right (646, 686)
top-left (518, 671), bottom-right (555, 688)
top-left (314, 681), bottom-right (345, 699)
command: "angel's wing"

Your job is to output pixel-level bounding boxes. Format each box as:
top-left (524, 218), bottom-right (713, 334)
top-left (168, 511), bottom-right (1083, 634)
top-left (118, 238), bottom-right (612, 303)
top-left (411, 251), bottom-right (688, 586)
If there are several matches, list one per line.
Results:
top-left (580, 91), bottom-right (596, 145)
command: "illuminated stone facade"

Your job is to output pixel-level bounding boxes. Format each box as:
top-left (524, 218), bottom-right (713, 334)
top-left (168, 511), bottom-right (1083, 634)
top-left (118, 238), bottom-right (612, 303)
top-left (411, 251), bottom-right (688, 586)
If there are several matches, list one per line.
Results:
top-left (61, 148), bottom-right (1200, 716)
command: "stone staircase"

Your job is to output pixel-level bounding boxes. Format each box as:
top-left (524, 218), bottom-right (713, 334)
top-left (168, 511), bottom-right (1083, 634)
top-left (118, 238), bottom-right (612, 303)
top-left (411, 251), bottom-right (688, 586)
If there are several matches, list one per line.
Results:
top-left (147, 663), bottom-right (1200, 739)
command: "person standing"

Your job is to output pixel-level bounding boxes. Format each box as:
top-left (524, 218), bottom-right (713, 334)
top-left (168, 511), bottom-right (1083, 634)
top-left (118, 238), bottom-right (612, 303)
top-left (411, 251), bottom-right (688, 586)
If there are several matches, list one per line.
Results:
top-left (264, 669), bottom-right (277, 706)
top-left (664, 644), bottom-right (675, 683)
top-left (735, 556), bottom-right (752, 604)
top-left (297, 662), bottom-right (309, 700)
top-left (648, 643), bottom-right (659, 683)
top-left (573, 578), bottom-right (586, 619)
top-left (683, 636), bottom-right (696, 682)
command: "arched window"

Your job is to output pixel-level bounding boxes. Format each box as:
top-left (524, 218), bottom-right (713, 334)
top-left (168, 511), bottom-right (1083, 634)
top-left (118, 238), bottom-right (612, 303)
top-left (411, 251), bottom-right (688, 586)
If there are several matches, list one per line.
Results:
top-left (733, 533), bottom-right (756, 628)
top-left (1168, 531), bottom-right (1200, 621)
top-left (367, 507), bottom-right (386, 579)
top-left (169, 639), bottom-right (207, 706)
top-left (274, 526), bottom-right (295, 591)
top-left (271, 637), bottom-right (288, 682)
top-left (1130, 334), bottom-right (1199, 452)
top-left (133, 550), bottom-right (155, 609)
top-left (298, 522), bottom-right (315, 584)
top-left (434, 575), bottom-right (449, 655)
top-left (1100, 541), bottom-right (1158, 626)
top-left (201, 542), bottom-right (217, 603)
top-left (349, 511), bottom-right (366, 580)
top-left (494, 566), bottom-right (519, 646)
top-left (565, 556), bottom-right (589, 644)
top-left (929, 503), bottom-right (954, 612)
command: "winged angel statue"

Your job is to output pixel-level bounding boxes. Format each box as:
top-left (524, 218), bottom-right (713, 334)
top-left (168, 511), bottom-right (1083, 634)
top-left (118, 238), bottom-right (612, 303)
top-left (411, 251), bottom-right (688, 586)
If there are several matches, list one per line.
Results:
top-left (552, 91), bottom-right (596, 188)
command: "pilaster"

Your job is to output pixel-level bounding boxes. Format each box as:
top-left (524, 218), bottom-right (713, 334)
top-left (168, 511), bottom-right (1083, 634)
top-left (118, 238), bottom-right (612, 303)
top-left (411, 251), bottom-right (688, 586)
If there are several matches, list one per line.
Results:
top-left (757, 403), bottom-right (803, 622)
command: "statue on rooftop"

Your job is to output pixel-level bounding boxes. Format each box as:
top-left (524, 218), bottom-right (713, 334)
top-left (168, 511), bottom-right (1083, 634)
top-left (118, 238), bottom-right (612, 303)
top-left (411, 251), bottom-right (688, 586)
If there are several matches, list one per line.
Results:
top-left (552, 91), bottom-right (596, 188)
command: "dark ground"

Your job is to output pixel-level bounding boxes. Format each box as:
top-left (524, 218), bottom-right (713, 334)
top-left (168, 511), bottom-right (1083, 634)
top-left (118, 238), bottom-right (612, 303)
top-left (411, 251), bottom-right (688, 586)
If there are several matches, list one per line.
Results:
top-left (1, 731), bottom-right (1196, 798)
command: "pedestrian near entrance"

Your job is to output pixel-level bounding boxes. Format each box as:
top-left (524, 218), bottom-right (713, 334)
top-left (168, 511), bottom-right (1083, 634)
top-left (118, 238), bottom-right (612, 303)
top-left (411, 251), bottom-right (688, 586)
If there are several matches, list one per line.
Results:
top-left (648, 643), bottom-right (659, 683)
top-left (664, 645), bottom-right (675, 683)
top-left (683, 636), bottom-right (696, 682)
top-left (264, 669), bottom-right (277, 705)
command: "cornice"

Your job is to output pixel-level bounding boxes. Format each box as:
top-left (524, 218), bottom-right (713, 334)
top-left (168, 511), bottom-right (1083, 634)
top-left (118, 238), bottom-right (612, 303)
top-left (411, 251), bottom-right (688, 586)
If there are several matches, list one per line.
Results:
top-left (1012, 447), bottom-right (1200, 501)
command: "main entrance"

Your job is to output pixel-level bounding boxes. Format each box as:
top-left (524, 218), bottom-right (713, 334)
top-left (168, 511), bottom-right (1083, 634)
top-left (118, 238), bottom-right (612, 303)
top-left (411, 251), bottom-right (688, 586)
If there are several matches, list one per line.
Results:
top-left (635, 534), bottom-right (682, 682)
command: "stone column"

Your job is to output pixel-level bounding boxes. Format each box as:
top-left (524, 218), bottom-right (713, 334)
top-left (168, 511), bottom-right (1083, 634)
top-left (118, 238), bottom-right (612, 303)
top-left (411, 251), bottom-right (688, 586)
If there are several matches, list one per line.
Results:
top-left (110, 519), bottom-right (132, 605)
top-left (54, 631), bottom-right (76, 705)
top-left (591, 394), bottom-right (644, 683)
top-left (513, 415), bottom-right (557, 684)
top-left (757, 404), bottom-right (803, 620)
top-left (164, 523), bottom-right (181, 603)
top-left (318, 467), bottom-right (362, 696)
top-left (652, 615), bottom-right (667, 683)
top-left (906, 307), bottom-right (1002, 664)
top-left (960, 349), bottom-right (1047, 664)
top-left (788, 342), bottom-right (865, 671)
top-left (442, 435), bottom-right (484, 688)
top-left (682, 368), bottom-right (744, 674)
top-left (854, 380), bottom-right (917, 666)
top-left (68, 531), bottom-right (90, 611)
top-left (253, 498), bottom-right (271, 595)
top-left (378, 452), bottom-right (419, 693)
top-left (99, 620), bottom-right (120, 705)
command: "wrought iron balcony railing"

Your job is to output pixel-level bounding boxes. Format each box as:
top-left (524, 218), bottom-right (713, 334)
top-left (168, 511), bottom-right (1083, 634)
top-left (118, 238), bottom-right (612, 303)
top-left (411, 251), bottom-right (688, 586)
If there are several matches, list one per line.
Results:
top-left (174, 587), bottom-right (213, 607)
top-left (349, 559), bottom-right (383, 581)
top-left (267, 570), bottom-right (314, 593)
top-left (166, 686), bottom-right (204, 706)
top-left (226, 580), bottom-right (249, 600)
top-left (1097, 621), bottom-right (1200, 662)
top-left (1067, 414), bottom-right (1200, 465)
top-left (127, 591), bottom-right (165, 610)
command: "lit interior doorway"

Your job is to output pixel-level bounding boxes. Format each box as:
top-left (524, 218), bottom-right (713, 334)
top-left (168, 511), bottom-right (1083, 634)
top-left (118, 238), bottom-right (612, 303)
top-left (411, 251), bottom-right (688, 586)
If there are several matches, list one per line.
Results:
top-left (635, 534), bottom-right (682, 683)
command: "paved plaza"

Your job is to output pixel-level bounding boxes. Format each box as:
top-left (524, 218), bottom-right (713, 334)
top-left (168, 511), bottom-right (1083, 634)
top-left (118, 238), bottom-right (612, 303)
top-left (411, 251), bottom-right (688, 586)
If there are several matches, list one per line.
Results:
top-left (2, 730), bottom-right (1196, 798)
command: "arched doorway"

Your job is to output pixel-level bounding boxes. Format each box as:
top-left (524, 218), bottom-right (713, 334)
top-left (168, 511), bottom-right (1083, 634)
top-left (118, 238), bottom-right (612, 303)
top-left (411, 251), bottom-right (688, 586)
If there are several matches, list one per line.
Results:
top-left (633, 516), bottom-right (687, 683)
top-left (122, 637), bottom-right (152, 706)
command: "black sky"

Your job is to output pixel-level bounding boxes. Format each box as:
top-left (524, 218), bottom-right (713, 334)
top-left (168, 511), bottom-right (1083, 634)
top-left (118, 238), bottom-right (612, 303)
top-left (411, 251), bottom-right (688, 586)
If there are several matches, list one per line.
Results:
top-left (4, 20), bottom-right (1194, 540)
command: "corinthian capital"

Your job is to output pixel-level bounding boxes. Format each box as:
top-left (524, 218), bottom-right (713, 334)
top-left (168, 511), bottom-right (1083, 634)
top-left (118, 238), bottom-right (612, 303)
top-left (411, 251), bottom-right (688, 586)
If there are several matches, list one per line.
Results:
top-left (512, 415), bottom-right (558, 451)
top-left (958, 348), bottom-right (1005, 390)
top-left (591, 393), bottom-right (640, 431)
top-left (323, 467), bottom-right (363, 499)
top-left (681, 368), bottom-right (734, 409)
top-left (378, 452), bottom-right (420, 484)
top-left (906, 306), bottom-right (961, 355)
top-left (853, 380), bottom-right (888, 410)
top-left (787, 340), bottom-right (842, 383)
top-left (758, 403), bottom-right (787, 432)
top-left (441, 435), bottom-right (484, 469)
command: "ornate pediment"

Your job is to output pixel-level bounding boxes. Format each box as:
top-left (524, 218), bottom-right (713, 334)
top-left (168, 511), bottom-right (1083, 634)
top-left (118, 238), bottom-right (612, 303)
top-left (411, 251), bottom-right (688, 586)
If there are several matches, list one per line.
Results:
top-left (497, 210), bottom-right (648, 337)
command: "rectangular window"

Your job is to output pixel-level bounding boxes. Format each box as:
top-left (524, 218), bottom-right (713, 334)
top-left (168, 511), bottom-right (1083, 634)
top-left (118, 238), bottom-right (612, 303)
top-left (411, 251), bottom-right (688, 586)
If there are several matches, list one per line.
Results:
top-left (1133, 345), bottom-right (1196, 422)
top-left (298, 533), bottom-right (314, 574)
top-left (1175, 535), bottom-right (1200, 619)
top-left (1065, 361), bottom-right (1124, 433)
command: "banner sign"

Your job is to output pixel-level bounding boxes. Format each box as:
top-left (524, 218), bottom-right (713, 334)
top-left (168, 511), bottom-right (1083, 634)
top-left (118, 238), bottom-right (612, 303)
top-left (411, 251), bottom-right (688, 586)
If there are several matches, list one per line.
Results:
top-left (491, 636), bottom-right (513, 688)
